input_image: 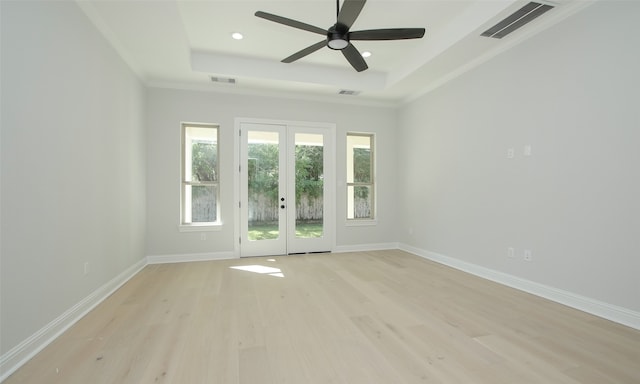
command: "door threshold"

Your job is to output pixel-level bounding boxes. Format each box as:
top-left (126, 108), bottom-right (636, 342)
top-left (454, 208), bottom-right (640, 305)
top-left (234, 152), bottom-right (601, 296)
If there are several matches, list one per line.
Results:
top-left (287, 250), bottom-right (331, 255)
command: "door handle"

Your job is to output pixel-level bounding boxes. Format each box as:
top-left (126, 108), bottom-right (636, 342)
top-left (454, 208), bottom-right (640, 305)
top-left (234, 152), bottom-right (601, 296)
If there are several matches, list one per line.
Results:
top-left (280, 205), bottom-right (285, 209)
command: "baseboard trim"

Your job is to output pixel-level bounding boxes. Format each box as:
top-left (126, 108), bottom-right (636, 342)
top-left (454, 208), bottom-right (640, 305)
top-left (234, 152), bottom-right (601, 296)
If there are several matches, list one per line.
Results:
top-left (146, 251), bottom-right (236, 264)
top-left (0, 258), bottom-right (147, 382)
top-left (399, 243), bottom-right (640, 331)
top-left (333, 242), bottom-right (399, 253)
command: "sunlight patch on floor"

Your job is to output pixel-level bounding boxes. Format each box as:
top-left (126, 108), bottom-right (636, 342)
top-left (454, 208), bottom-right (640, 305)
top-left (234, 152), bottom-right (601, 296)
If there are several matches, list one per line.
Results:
top-left (230, 264), bottom-right (284, 277)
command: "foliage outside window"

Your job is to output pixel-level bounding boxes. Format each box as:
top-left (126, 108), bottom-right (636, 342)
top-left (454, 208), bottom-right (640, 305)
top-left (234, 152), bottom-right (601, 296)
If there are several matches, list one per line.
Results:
top-left (181, 123), bottom-right (219, 225)
top-left (347, 133), bottom-right (374, 220)
top-left (246, 136), bottom-right (324, 223)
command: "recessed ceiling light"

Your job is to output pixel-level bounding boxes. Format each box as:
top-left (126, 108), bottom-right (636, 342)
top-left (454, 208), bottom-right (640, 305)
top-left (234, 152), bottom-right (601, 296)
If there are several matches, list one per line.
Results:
top-left (361, 51), bottom-right (372, 58)
top-left (231, 32), bottom-right (243, 40)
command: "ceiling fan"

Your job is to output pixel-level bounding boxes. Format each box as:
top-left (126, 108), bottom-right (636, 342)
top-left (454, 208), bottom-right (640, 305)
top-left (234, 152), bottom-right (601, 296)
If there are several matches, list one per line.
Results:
top-left (255, 0), bottom-right (426, 72)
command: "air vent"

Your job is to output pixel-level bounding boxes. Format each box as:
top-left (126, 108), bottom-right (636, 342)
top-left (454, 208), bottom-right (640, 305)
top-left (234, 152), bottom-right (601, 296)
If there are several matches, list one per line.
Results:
top-left (338, 89), bottom-right (361, 96)
top-left (211, 76), bottom-right (236, 84)
top-left (481, 2), bottom-right (554, 39)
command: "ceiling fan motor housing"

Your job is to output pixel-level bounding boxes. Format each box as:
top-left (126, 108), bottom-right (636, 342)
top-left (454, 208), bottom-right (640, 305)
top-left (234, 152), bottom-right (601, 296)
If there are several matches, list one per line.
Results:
top-left (327, 25), bottom-right (349, 50)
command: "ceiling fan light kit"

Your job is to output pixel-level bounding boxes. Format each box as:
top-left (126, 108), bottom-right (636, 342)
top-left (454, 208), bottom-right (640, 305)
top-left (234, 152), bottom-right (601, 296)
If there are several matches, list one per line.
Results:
top-left (255, 0), bottom-right (425, 72)
top-left (327, 26), bottom-right (349, 50)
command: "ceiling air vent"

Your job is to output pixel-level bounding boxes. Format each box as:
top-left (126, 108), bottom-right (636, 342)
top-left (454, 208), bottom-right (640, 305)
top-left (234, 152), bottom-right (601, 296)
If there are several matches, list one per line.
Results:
top-left (338, 89), bottom-right (361, 96)
top-left (211, 76), bottom-right (236, 84)
top-left (481, 2), bottom-right (554, 39)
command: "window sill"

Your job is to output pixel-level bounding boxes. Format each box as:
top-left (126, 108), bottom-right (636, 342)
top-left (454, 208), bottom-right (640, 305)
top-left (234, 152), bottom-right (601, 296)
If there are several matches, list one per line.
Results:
top-left (178, 223), bottom-right (223, 232)
top-left (345, 219), bottom-right (377, 227)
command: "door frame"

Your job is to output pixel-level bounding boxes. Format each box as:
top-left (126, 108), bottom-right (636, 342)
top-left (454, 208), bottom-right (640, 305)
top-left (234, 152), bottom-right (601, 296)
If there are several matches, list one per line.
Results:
top-left (234, 117), bottom-right (336, 257)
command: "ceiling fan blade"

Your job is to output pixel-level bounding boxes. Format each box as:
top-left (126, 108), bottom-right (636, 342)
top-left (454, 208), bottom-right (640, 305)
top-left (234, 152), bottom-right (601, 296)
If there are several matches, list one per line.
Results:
top-left (282, 41), bottom-right (327, 63)
top-left (341, 43), bottom-right (368, 72)
top-left (336, 0), bottom-right (366, 30)
top-left (255, 11), bottom-right (327, 35)
top-left (349, 28), bottom-right (426, 40)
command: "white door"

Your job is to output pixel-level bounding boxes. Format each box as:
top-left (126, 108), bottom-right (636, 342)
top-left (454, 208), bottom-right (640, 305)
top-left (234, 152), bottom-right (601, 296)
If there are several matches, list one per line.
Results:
top-left (239, 122), bottom-right (334, 257)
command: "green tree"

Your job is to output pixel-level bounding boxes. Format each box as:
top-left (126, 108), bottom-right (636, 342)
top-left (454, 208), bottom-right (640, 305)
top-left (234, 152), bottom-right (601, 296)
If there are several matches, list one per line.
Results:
top-left (192, 141), bottom-right (217, 181)
top-left (353, 147), bottom-right (370, 198)
top-left (295, 144), bottom-right (323, 199)
top-left (248, 142), bottom-right (279, 203)
top-left (190, 141), bottom-right (218, 222)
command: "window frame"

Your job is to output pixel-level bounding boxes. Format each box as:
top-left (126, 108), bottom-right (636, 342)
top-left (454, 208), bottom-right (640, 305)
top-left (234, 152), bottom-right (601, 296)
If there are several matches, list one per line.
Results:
top-left (346, 132), bottom-right (375, 223)
top-left (180, 122), bottom-right (221, 229)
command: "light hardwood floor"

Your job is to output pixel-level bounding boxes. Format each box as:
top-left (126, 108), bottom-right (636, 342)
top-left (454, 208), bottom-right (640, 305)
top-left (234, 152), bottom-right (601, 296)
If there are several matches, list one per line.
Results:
top-left (5, 250), bottom-right (640, 383)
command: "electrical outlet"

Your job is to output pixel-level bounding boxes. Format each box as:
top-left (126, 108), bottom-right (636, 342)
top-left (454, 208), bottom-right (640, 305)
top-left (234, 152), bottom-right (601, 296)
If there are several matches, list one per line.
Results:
top-left (200, 233), bottom-right (207, 241)
top-left (507, 247), bottom-right (515, 258)
top-left (507, 148), bottom-right (515, 159)
top-left (524, 145), bottom-right (532, 156)
top-left (523, 249), bottom-right (532, 262)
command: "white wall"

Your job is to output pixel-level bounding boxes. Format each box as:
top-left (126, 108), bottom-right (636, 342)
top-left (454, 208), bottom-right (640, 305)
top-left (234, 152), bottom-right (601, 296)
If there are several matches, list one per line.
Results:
top-left (3, 0), bottom-right (638, 370)
top-left (398, 1), bottom-right (640, 312)
top-left (0, 1), bottom-right (146, 356)
top-left (146, 88), bottom-right (398, 257)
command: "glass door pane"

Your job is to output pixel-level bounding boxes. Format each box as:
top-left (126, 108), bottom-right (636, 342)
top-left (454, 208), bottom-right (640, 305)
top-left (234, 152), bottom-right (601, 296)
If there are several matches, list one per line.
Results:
top-left (240, 123), bottom-right (287, 258)
top-left (247, 131), bottom-right (280, 241)
top-left (294, 133), bottom-right (324, 239)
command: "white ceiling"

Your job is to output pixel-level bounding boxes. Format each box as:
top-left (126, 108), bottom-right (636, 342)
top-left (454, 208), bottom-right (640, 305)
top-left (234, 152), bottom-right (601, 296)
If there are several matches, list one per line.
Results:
top-left (77, 0), bottom-right (592, 106)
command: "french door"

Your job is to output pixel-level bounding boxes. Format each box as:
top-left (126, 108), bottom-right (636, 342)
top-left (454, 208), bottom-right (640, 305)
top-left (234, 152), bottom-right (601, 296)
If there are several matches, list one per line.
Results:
top-left (239, 122), bottom-right (334, 257)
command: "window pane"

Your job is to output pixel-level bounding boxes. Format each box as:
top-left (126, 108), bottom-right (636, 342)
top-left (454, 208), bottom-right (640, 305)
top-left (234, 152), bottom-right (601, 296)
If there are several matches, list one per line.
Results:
top-left (353, 147), bottom-right (371, 183)
top-left (347, 185), bottom-right (372, 219)
top-left (347, 134), bottom-right (372, 183)
top-left (347, 133), bottom-right (374, 220)
top-left (295, 133), bottom-right (324, 238)
top-left (185, 126), bottom-right (217, 182)
top-left (182, 123), bottom-right (219, 225)
top-left (191, 142), bottom-right (217, 182)
top-left (186, 184), bottom-right (217, 223)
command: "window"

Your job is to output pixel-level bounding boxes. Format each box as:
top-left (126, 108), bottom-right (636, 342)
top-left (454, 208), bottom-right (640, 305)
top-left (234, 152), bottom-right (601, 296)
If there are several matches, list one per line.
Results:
top-left (346, 133), bottom-right (374, 220)
top-left (181, 123), bottom-right (219, 226)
